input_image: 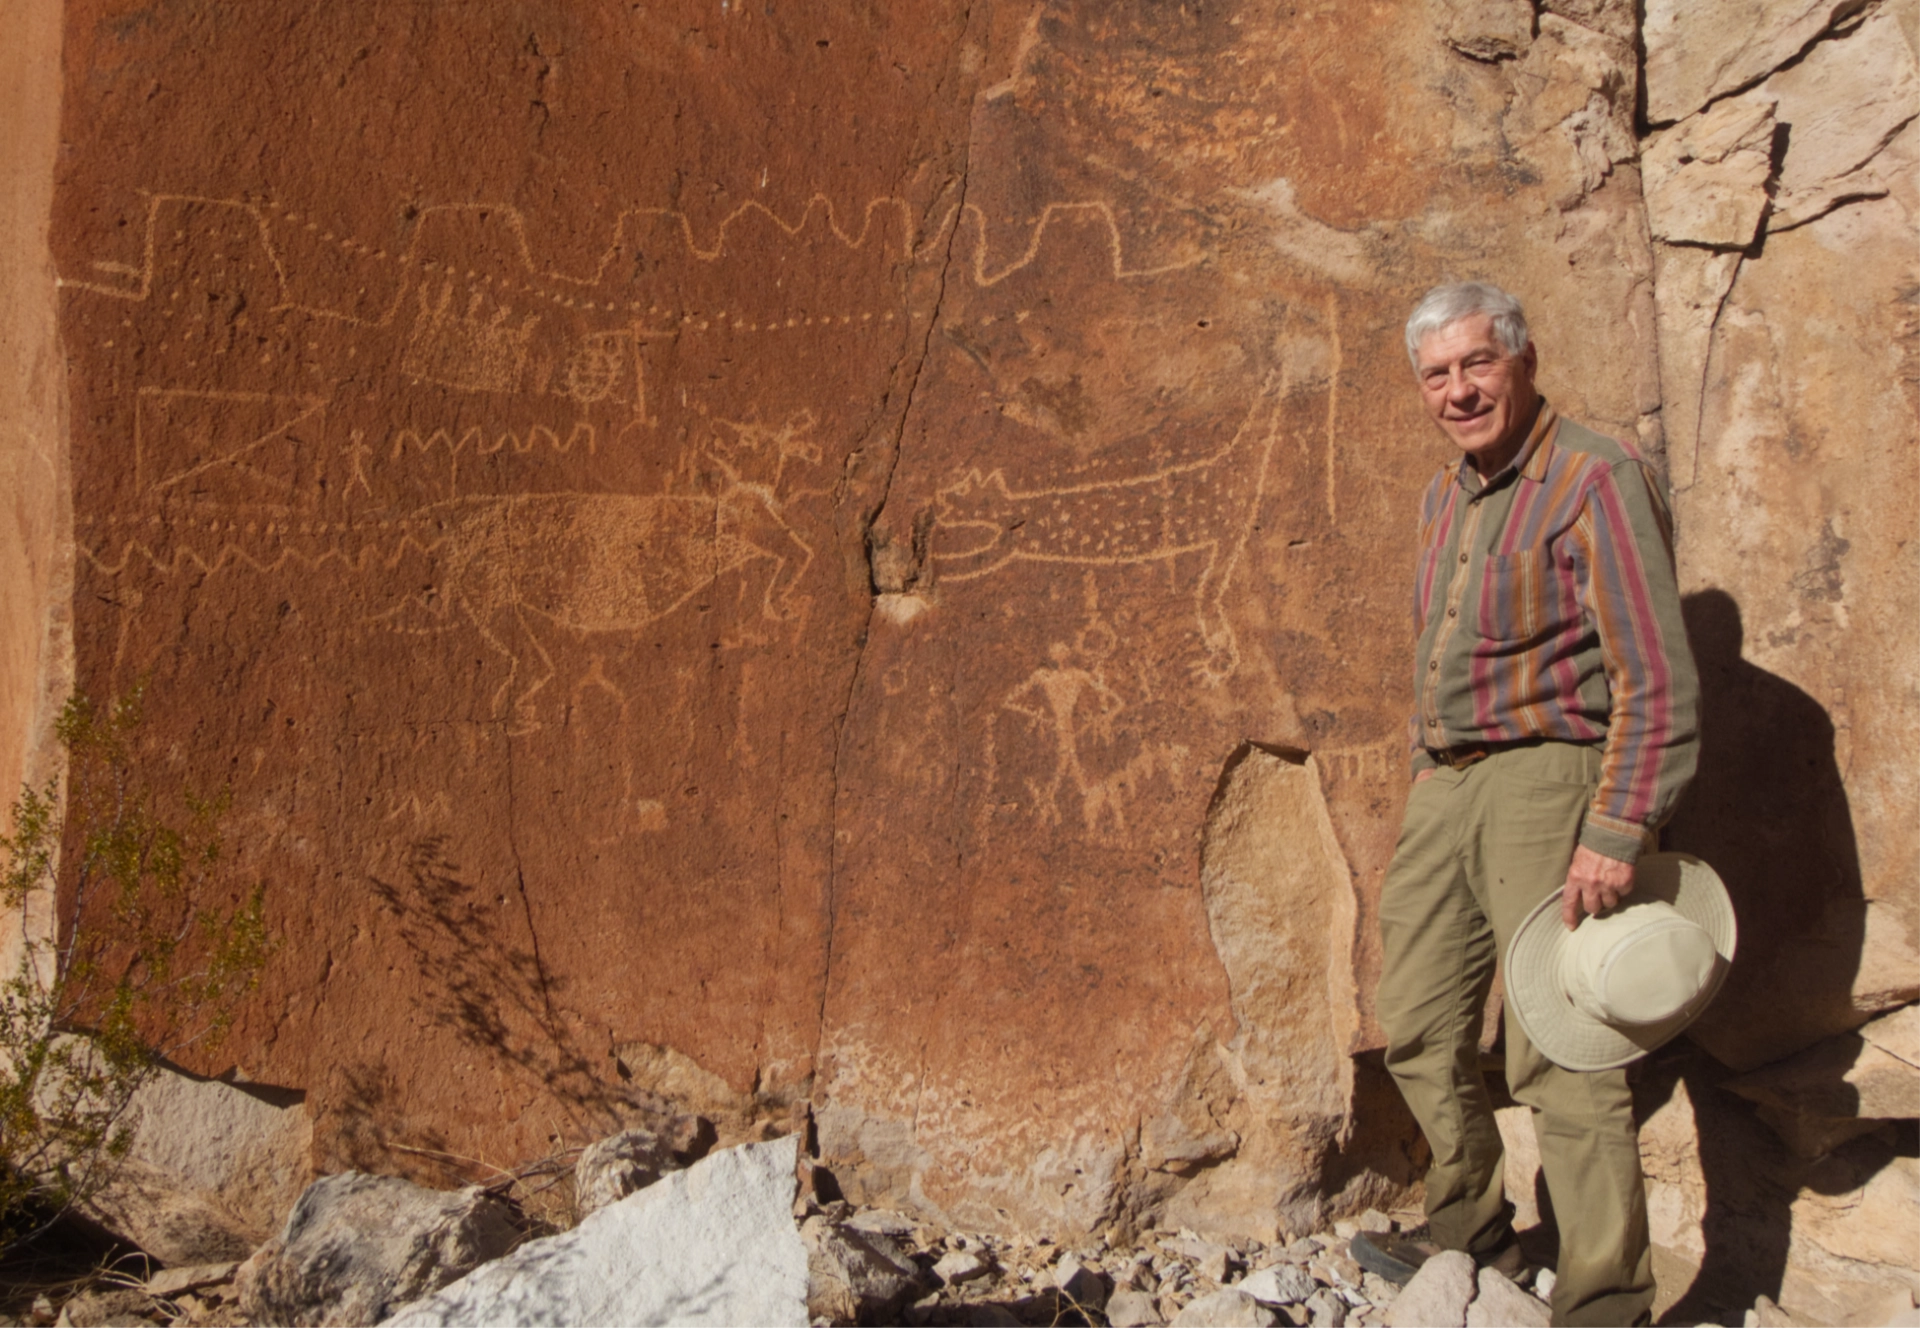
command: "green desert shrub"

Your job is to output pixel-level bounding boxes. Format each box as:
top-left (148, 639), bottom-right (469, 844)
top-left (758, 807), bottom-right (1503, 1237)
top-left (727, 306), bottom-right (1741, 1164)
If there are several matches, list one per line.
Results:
top-left (0, 684), bottom-right (273, 1251)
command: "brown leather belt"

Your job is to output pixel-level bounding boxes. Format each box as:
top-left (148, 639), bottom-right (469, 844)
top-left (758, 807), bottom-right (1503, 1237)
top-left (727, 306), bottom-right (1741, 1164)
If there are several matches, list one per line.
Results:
top-left (1426, 738), bottom-right (1549, 770)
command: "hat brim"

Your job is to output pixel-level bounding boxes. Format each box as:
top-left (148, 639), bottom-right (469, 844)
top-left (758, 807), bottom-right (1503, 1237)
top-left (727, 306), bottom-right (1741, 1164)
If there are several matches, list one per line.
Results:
top-left (1505, 853), bottom-right (1738, 1072)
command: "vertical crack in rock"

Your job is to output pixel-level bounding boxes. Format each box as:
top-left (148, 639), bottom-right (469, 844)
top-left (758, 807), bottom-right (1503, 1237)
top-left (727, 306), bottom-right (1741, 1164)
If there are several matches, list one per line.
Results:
top-left (814, 10), bottom-right (982, 1071)
top-left (498, 510), bottom-right (561, 1042)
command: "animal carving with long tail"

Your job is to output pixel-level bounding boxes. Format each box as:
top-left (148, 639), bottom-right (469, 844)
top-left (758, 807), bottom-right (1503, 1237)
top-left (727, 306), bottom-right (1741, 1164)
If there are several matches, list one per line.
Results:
top-left (934, 370), bottom-right (1282, 683)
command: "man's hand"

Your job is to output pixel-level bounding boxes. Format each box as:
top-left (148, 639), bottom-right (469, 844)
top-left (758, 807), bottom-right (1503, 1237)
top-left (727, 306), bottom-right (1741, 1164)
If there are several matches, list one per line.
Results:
top-left (1413, 768), bottom-right (1436, 785)
top-left (1562, 845), bottom-right (1635, 929)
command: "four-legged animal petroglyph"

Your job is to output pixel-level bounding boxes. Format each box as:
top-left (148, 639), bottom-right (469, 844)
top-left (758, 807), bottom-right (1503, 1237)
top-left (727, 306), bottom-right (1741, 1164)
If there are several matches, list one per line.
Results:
top-left (371, 472), bottom-right (813, 728)
top-left (935, 370), bottom-right (1280, 684)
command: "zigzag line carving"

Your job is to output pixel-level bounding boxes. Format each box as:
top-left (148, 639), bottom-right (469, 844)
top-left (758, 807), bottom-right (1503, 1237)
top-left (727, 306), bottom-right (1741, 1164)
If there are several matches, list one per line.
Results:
top-left (57, 191), bottom-right (1202, 324)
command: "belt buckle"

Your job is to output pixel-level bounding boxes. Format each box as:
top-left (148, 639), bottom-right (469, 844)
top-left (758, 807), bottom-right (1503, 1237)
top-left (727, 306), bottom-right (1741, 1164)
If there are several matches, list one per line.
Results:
top-left (1441, 745), bottom-right (1489, 771)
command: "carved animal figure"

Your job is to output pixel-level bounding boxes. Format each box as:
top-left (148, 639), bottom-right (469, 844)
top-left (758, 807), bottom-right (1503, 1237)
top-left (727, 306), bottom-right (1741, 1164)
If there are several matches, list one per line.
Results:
top-left (934, 373), bottom-right (1279, 681)
top-left (377, 475), bottom-right (811, 727)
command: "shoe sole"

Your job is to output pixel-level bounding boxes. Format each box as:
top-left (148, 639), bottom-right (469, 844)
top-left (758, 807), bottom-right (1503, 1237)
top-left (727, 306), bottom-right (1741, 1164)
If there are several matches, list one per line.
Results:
top-left (1348, 1232), bottom-right (1425, 1287)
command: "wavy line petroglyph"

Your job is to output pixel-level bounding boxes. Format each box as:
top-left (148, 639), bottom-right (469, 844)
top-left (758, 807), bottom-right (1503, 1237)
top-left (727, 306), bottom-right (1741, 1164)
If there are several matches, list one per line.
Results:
top-left (934, 369), bottom-right (1282, 684)
top-left (917, 200), bottom-right (1205, 286)
top-left (58, 190), bottom-right (1198, 323)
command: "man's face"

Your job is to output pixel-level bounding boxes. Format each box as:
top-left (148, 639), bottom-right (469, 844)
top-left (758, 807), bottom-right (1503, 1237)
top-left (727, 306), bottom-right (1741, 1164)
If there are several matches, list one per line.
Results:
top-left (1414, 313), bottom-right (1540, 471)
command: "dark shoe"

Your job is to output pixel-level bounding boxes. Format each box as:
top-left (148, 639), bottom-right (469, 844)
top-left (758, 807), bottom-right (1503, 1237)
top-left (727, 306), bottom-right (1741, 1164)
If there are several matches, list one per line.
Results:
top-left (1350, 1226), bottom-right (1529, 1288)
top-left (1349, 1228), bottom-right (1441, 1285)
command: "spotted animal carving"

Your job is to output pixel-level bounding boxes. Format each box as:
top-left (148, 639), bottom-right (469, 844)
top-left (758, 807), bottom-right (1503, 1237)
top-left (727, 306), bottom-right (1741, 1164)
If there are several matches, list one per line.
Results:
top-left (934, 372), bottom-right (1279, 682)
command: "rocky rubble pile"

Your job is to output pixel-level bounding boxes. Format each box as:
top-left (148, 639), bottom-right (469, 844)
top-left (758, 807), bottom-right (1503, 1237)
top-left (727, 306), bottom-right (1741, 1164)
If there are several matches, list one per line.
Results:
top-left (16, 1109), bottom-right (1917, 1327)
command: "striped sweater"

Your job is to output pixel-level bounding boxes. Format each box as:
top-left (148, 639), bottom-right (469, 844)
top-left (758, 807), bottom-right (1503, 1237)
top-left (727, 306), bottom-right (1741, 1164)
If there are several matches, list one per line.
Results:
top-left (1408, 401), bottom-right (1700, 863)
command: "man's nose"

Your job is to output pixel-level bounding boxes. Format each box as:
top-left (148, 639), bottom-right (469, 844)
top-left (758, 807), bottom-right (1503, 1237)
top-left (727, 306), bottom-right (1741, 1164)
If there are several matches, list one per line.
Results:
top-left (1444, 366), bottom-right (1477, 401)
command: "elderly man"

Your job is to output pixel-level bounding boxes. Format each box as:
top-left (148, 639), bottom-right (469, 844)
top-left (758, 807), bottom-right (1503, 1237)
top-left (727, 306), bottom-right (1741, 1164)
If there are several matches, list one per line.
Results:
top-left (1353, 283), bottom-right (1699, 1327)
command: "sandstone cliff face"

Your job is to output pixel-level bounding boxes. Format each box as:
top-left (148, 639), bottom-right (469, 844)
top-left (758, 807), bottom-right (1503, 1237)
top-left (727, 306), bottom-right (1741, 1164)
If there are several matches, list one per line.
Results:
top-left (4, 0), bottom-right (1914, 1299)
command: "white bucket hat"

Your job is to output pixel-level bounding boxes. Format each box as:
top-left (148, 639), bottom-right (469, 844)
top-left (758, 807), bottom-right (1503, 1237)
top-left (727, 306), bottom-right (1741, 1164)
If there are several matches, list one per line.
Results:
top-left (1506, 853), bottom-right (1737, 1071)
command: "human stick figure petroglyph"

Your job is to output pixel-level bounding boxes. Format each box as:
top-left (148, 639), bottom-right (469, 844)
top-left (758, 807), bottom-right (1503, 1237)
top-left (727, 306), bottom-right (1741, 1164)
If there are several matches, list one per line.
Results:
top-left (934, 369), bottom-right (1282, 684)
top-left (991, 609), bottom-right (1192, 839)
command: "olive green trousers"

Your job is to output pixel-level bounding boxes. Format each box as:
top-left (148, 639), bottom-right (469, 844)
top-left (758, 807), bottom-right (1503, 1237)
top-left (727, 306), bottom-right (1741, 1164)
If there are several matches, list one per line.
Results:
top-left (1377, 743), bottom-right (1653, 1328)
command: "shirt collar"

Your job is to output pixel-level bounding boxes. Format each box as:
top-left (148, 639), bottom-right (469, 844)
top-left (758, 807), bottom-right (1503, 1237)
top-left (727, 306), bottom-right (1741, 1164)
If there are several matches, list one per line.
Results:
top-left (1452, 399), bottom-right (1557, 497)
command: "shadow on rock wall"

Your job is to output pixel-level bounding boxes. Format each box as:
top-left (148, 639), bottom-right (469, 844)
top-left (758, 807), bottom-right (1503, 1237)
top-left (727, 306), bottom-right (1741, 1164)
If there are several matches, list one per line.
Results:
top-left (1667, 589), bottom-right (1865, 1071)
top-left (1638, 589), bottom-right (1871, 1320)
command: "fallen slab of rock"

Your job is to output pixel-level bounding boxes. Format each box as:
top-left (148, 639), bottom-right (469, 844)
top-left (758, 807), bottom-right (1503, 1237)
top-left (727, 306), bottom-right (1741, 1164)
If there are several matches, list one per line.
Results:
top-left (801, 1211), bottom-right (925, 1323)
top-left (385, 1136), bottom-right (808, 1327)
top-left (234, 1172), bottom-right (520, 1327)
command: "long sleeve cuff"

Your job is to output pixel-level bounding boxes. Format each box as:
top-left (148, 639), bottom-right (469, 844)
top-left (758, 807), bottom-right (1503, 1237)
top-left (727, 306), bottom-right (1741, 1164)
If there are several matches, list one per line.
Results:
top-left (1580, 809), bottom-right (1652, 864)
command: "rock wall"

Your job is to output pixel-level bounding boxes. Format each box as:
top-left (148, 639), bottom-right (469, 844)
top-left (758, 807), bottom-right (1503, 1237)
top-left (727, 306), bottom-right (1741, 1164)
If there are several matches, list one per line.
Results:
top-left (5, 0), bottom-right (1914, 1291)
top-left (0, 0), bottom-right (69, 980)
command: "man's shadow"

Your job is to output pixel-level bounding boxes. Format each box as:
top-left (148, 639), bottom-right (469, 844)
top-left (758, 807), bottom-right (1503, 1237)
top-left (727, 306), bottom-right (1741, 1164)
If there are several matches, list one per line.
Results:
top-left (1640, 588), bottom-right (1869, 1321)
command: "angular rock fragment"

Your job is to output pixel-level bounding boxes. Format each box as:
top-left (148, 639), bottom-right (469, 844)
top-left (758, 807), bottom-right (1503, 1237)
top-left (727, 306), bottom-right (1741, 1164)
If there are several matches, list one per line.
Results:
top-left (1383, 1250), bottom-right (1474, 1328)
top-left (573, 1128), bottom-right (684, 1217)
top-left (1109, 1288), bottom-right (1168, 1328)
top-left (1056, 1256), bottom-right (1109, 1310)
top-left (1240, 1264), bottom-right (1318, 1307)
top-left (801, 1214), bottom-right (924, 1324)
top-left (81, 1066), bottom-right (313, 1267)
top-left (144, 1262), bottom-right (239, 1300)
top-left (1644, 0), bottom-right (1866, 124)
top-left (1172, 1288), bottom-right (1281, 1327)
top-left (1434, 0), bottom-right (1536, 61)
top-left (386, 1137), bottom-right (807, 1327)
top-left (934, 1248), bottom-right (992, 1285)
top-left (1464, 1268), bottom-right (1550, 1328)
top-left (236, 1172), bottom-right (519, 1327)
top-left (1641, 94), bottom-right (1779, 247)
top-left (1765, 10), bottom-right (1920, 231)
top-left (1723, 1009), bottom-right (1920, 1155)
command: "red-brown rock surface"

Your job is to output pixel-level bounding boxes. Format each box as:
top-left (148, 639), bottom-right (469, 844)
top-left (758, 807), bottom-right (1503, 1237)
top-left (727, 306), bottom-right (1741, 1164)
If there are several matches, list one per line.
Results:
top-left (5, 0), bottom-right (1913, 1283)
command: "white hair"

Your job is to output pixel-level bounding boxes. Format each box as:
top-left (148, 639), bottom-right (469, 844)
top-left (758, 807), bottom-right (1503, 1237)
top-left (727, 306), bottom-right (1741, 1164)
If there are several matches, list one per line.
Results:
top-left (1404, 281), bottom-right (1530, 368)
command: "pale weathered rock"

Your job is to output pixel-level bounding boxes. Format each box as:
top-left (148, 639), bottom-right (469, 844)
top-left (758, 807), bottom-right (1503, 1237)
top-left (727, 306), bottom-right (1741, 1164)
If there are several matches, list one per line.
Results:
top-left (1172, 1289), bottom-right (1280, 1328)
top-left (1384, 1251), bottom-right (1474, 1328)
top-left (1504, 16), bottom-right (1639, 209)
top-left (801, 1214), bottom-right (924, 1324)
top-left (1305, 1289), bottom-right (1350, 1327)
top-left (1109, 1288), bottom-right (1168, 1328)
top-left (1790, 1152), bottom-right (1920, 1288)
top-left (1155, 752), bottom-right (1360, 1238)
top-left (144, 1263), bottom-right (239, 1300)
top-left (52, 1290), bottom-right (156, 1328)
top-left (1531, 1269), bottom-right (1555, 1304)
top-left (1464, 1268), bottom-right (1550, 1328)
top-left (1643, 0), bottom-right (1865, 124)
top-left (1862, 1003), bottom-right (1920, 1068)
top-left (1537, 0), bottom-right (1637, 43)
top-left (236, 1172), bottom-right (519, 1328)
top-left (1434, 0), bottom-right (1536, 62)
top-left (1641, 94), bottom-right (1779, 246)
top-left (1240, 1264), bottom-right (1318, 1307)
top-left (1492, 1106), bottom-right (1543, 1232)
top-left (82, 1066), bottom-right (312, 1266)
top-left (387, 1137), bottom-right (807, 1328)
top-left (1723, 1020), bottom-right (1920, 1128)
top-left (1669, 143), bottom-right (1920, 1077)
top-left (934, 1248), bottom-right (991, 1286)
top-left (573, 1128), bottom-right (682, 1217)
top-left (1763, 9), bottom-right (1920, 231)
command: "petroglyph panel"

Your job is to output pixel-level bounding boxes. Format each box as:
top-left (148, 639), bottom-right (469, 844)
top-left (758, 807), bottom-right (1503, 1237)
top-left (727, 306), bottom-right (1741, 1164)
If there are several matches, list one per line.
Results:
top-left (43, 0), bottom-right (1666, 1234)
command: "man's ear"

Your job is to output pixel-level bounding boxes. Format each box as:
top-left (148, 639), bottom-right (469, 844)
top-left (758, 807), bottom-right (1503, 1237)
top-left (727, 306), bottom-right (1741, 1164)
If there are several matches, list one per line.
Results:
top-left (1520, 341), bottom-right (1539, 378)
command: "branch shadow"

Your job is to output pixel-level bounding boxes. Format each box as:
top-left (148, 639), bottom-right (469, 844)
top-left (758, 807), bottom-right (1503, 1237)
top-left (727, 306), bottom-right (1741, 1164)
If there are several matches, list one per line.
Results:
top-left (350, 836), bottom-right (665, 1173)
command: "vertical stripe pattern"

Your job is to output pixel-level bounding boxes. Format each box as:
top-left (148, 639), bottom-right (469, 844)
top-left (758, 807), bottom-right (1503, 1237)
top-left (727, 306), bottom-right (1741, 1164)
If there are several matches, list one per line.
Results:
top-left (1407, 405), bottom-right (1700, 863)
